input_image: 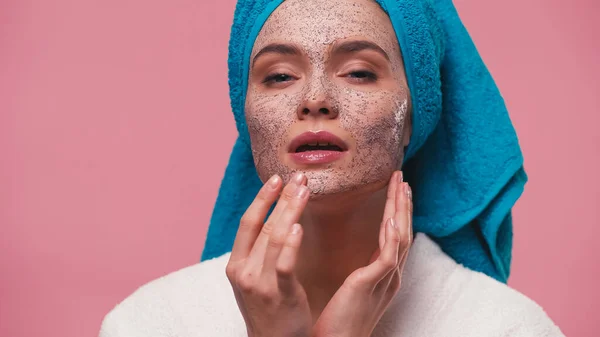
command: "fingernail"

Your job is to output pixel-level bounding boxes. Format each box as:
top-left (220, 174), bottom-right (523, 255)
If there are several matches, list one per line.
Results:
top-left (388, 217), bottom-right (395, 228)
top-left (292, 172), bottom-right (304, 185)
top-left (398, 171), bottom-right (404, 183)
top-left (295, 185), bottom-right (308, 198)
top-left (405, 183), bottom-right (412, 200)
top-left (268, 175), bottom-right (280, 189)
top-left (291, 223), bottom-right (301, 235)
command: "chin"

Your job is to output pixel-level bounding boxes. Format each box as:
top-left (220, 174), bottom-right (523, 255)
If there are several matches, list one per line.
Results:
top-left (302, 168), bottom-right (390, 200)
top-left (255, 155), bottom-right (394, 200)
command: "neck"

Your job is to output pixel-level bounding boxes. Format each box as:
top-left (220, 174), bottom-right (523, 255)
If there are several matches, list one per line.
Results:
top-left (295, 182), bottom-right (388, 320)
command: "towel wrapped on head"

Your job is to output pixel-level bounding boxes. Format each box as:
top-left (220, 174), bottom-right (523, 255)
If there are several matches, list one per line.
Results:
top-left (201, 0), bottom-right (527, 283)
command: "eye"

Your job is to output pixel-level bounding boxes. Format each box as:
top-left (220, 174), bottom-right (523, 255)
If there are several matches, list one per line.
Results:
top-left (346, 70), bottom-right (378, 83)
top-left (263, 73), bottom-right (295, 84)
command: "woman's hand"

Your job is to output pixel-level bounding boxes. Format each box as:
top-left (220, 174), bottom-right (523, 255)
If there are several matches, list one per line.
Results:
top-left (226, 172), bottom-right (313, 337)
top-left (312, 171), bottom-right (413, 337)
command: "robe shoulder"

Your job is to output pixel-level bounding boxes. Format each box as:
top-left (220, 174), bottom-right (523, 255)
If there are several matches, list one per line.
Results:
top-left (98, 253), bottom-right (244, 337)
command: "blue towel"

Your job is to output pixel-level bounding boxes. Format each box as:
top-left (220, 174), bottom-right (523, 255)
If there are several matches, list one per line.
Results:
top-left (201, 0), bottom-right (527, 283)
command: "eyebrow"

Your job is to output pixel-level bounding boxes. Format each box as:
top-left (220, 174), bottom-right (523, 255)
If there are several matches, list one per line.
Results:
top-left (252, 43), bottom-right (302, 66)
top-left (331, 40), bottom-right (390, 61)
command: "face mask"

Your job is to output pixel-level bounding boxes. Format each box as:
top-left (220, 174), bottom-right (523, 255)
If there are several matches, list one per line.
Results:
top-left (246, 0), bottom-right (411, 197)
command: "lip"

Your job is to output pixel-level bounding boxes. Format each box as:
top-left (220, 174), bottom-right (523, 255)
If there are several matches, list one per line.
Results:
top-left (288, 131), bottom-right (349, 153)
top-left (289, 150), bottom-right (346, 165)
top-left (288, 131), bottom-right (348, 165)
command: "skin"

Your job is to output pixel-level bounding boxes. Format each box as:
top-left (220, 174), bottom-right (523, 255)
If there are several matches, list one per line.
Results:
top-left (227, 0), bottom-right (414, 336)
top-left (246, 0), bottom-right (411, 198)
top-left (227, 172), bottom-right (412, 337)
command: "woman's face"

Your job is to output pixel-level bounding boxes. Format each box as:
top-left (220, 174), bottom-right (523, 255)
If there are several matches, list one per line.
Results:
top-left (246, 0), bottom-right (411, 197)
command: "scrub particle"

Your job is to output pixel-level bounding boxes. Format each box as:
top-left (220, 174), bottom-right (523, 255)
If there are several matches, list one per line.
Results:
top-left (245, 0), bottom-right (411, 197)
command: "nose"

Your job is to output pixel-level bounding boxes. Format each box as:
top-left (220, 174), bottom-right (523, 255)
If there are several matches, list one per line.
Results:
top-left (297, 84), bottom-right (338, 120)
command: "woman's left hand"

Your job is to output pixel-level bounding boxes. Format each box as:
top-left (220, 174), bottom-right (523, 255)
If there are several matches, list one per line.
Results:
top-left (312, 171), bottom-right (413, 337)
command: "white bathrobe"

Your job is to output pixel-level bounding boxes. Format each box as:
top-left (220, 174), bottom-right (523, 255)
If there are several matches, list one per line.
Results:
top-left (99, 234), bottom-right (564, 337)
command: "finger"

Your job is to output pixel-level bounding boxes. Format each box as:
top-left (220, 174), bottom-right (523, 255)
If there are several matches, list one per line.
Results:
top-left (383, 171), bottom-right (401, 222)
top-left (270, 172), bottom-right (307, 224)
top-left (378, 183), bottom-right (413, 294)
top-left (276, 223), bottom-right (304, 295)
top-left (375, 217), bottom-right (397, 293)
top-left (381, 270), bottom-right (402, 301)
top-left (386, 193), bottom-right (414, 297)
top-left (384, 182), bottom-right (412, 293)
top-left (349, 218), bottom-right (400, 289)
top-left (398, 183), bottom-right (414, 269)
top-left (394, 182), bottom-right (412, 248)
top-left (376, 266), bottom-right (397, 295)
top-left (379, 171), bottom-right (401, 250)
top-left (263, 184), bottom-right (309, 274)
top-left (247, 172), bottom-right (305, 266)
top-left (394, 182), bottom-right (413, 255)
top-left (230, 175), bottom-right (282, 262)
top-left (376, 216), bottom-right (402, 281)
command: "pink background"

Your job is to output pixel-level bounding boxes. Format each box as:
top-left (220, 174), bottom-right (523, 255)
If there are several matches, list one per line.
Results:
top-left (1, 0), bottom-right (598, 336)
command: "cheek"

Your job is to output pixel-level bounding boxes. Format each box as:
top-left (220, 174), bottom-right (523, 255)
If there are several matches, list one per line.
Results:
top-left (245, 89), bottom-right (302, 179)
top-left (338, 89), bottom-right (409, 166)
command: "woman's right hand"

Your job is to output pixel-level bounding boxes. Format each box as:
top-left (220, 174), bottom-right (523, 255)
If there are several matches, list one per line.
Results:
top-left (226, 172), bottom-right (312, 337)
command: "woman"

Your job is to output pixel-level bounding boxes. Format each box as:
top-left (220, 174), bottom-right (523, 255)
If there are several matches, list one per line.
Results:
top-left (99, 0), bottom-right (564, 336)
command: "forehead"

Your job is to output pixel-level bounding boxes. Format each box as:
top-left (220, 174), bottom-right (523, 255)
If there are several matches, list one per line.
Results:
top-left (251, 0), bottom-right (400, 59)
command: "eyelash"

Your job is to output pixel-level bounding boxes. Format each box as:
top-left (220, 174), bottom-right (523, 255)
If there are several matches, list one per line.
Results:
top-left (346, 70), bottom-right (378, 83)
top-left (261, 70), bottom-right (378, 86)
top-left (263, 73), bottom-right (295, 84)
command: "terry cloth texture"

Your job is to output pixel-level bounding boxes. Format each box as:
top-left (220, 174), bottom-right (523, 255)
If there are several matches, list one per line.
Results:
top-left (202, 0), bottom-right (527, 282)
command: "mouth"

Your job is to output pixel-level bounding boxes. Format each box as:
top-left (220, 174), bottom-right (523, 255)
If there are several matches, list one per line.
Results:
top-left (288, 131), bottom-right (348, 165)
top-left (289, 131), bottom-right (348, 153)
